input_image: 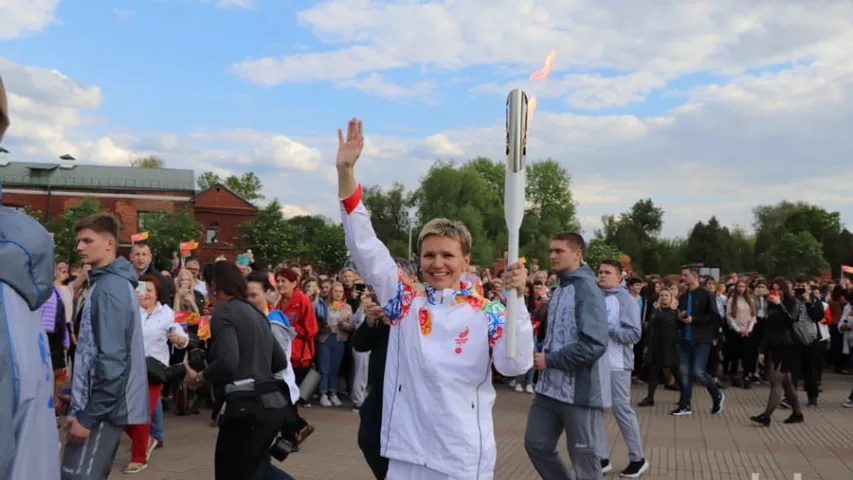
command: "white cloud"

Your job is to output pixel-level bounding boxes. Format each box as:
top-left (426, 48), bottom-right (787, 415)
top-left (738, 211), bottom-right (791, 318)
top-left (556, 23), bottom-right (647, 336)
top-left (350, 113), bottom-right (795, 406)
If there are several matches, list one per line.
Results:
top-left (0, 0), bottom-right (60, 40)
top-left (206, 0), bottom-right (254, 9)
top-left (6, 1), bottom-right (853, 240)
top-left (280, 203), bottom-right (313, 218)
top-left (338, 73), bottom-right (433, 101)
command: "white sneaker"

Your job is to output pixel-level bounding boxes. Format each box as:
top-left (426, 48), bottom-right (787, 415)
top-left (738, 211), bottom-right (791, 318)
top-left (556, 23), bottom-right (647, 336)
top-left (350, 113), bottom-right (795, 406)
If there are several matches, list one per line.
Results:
top-left (329, 393), bottom-right (343, 407)
top-left (514, 384), bottom-right (523, 393)
top-left (525, 385), bottom-right (534, 394)
top-left (508, 380), bottom-right (517, 388)
top-left (319, 394), bottom-right (332, 408)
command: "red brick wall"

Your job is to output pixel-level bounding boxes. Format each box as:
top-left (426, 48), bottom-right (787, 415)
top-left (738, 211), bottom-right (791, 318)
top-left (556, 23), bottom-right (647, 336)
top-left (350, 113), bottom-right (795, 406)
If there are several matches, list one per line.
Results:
top-left (193, 185), bottom-right (258, 263)
top-left (1, 188), bottom-right (193, 243)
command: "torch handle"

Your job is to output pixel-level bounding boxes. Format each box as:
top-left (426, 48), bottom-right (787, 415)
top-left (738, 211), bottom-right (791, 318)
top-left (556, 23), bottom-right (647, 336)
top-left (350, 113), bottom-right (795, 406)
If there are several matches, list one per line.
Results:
top-left (505, 232), bottom-right (520, 360)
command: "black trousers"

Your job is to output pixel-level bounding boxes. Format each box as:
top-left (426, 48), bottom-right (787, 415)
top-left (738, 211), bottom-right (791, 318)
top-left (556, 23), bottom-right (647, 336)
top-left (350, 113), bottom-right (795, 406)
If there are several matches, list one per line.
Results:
top-left (357, 391), bottom-right (388, 480)
top-left (797, 342), bottom-right (822, 400)
top-left (724, 330), bottom-right (756, 377)
top-left (215, 406), bottom-right (287, 480)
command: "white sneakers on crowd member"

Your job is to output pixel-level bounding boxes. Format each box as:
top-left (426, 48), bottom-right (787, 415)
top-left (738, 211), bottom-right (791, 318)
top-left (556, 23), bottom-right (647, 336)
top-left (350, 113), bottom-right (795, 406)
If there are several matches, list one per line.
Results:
top-left (329, 393), bottom-right (343, 407)
top-left (320, 394), bottom-right (332, 408)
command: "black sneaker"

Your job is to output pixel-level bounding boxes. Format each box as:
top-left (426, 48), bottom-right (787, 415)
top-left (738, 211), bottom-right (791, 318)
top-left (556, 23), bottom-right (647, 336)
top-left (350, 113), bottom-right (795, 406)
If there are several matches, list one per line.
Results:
top-left (783, 413), bottom-right (804, 424)
top-left (670, 406), bottom-right (692, 416)
top-left (620, 459), bottom-right (649, 478)
top-left (750, 413), bottom-right (771, 427)
top-left (601, 459), bottom-right (612, 473)
top-left (712, 393), bottom-right (725, 415)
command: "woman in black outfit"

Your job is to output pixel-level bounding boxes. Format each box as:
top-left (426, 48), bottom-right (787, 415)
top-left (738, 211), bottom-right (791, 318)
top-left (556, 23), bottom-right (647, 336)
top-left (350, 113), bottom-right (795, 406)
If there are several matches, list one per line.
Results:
top-left (639, 288), bottom-right (680, 406)
top-left (750, 278), bottom-right (805, 426)
top-left (183, 262), bottom-right (291, 480)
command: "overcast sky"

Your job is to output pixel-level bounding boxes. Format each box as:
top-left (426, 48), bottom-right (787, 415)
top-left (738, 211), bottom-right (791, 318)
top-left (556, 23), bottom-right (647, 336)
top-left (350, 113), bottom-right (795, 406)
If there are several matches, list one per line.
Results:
top-left (2, 0), bottom-right (852, 237)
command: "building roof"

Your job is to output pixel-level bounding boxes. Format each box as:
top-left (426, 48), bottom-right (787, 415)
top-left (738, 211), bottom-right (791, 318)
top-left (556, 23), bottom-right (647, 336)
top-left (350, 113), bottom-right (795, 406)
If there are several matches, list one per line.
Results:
top-left (0, 161), bottom-right (196, 192)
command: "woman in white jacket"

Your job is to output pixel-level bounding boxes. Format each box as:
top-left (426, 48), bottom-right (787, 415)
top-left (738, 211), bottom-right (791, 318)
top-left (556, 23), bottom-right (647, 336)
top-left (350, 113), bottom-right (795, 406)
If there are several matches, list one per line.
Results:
top-left (125, 274), bottom-right (189, 473)
top-left (335, 118), bottom-right (534, 480)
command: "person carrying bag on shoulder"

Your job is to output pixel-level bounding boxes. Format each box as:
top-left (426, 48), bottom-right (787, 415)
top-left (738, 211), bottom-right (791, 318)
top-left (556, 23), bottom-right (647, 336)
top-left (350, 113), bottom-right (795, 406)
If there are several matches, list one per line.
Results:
top-left (183, 262), bottom-right (291, 480)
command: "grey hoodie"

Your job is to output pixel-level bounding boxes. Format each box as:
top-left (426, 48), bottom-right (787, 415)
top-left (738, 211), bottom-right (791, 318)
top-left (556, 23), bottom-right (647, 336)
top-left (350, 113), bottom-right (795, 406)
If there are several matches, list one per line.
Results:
top-left (536, 264), bottom-right (611, 408)
top-left (601, 285), bottom-right (642, 371)
top-left (0, 206), bottom-right (61, 479)
top-left (70, 256), bottom-right (148, 429)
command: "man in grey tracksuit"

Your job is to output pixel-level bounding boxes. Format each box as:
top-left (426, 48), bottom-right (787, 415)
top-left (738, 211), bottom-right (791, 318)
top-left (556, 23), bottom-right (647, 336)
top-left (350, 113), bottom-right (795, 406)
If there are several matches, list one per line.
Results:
top-left (61, 214), bottom-right (148, 480)
top-left (524, 232), bottom-right (609, 480)
top-left (595, 260), bottom-right (648, 478)
top-left (0, 197), bottom-right (62, 480)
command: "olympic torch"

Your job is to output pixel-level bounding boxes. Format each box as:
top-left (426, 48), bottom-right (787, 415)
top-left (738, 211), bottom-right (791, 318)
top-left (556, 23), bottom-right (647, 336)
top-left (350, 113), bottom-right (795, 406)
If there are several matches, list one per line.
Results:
top-left (504, 88), bottom-right (528, 360)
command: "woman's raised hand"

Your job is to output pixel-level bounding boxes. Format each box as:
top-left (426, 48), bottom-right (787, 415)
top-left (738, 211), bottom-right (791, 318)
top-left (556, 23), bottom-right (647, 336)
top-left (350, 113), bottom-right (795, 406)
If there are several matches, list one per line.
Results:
top-left (336, 118), bottom-right (364, 170)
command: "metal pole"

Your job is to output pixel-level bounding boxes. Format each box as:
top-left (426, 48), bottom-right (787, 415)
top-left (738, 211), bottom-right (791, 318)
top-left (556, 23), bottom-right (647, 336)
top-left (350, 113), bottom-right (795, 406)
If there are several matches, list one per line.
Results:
top-left (408, 223), bottom-right (413, 259)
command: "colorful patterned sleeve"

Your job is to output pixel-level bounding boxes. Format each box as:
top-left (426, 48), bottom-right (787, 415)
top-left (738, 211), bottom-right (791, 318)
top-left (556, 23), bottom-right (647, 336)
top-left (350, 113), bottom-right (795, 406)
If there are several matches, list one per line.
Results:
top-left (485, 300), bottom-right (534, 377)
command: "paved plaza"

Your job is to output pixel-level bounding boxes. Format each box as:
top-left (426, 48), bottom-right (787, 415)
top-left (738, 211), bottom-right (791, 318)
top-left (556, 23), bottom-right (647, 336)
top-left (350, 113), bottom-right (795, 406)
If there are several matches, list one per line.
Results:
top-left (113, 376), bottom-right (853, 480)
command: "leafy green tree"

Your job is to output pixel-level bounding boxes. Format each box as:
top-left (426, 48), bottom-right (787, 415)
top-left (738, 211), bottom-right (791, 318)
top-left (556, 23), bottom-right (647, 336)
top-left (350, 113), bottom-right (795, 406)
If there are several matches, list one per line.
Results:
top-left (728, 227), bottom-right (755, 273)
top-left (684, 217), bottom-right (733, 271)
top-left (130, 155), bottom-right (165, 168)
top-left (752, 201), bottom-right (843, 273)
top-left (361, 183), bottom-right (410, 258)
top-left (584, 239), bottom-right (621, 272)
top-left (197, 171), bottom-right (265, 203)
top-left (282, 215), bottom-right (348, 272)
top-left (46, 196), bottom-right (103, 263)
top-left (237, 200), bottom-right (291, 269)
top-left (142, 208), bottom-right (202, 268)
top-left (410, 158), bottom-right (577, 268)
top-left (596, 199), bottom-right (664, 274)
top-left (758, 231), bottom-right (828, 277)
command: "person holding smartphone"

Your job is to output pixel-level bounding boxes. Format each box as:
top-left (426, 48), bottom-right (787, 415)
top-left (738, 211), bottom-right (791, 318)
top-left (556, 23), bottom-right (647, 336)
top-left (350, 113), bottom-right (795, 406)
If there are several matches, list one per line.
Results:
top-left (750, 279), bottom-right (807, 426)
top-left (671, 265), bottom-right (725, 416)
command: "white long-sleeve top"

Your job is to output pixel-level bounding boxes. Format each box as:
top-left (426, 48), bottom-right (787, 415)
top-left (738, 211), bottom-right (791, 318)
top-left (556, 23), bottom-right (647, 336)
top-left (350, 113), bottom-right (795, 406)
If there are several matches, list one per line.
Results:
top-left (140, 303), bottom-right (188, 366)
top-left (341, 185), bottom-right (534, 479)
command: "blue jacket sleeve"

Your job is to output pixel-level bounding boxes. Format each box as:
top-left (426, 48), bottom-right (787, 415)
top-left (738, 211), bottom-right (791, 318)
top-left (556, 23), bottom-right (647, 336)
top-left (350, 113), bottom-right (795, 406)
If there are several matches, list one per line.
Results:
top-left (77, 285), bottom-right (134, 429)
top-left (545, 282), bottom-right (608, 370)
top-left (610, 292), bottom-right (642, 346)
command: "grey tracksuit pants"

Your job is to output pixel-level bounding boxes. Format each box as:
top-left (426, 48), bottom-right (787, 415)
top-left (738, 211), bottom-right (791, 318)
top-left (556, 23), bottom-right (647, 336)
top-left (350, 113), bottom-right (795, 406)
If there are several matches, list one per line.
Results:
top-left (524, 393), bottom-right (602, 480)
top-left (594, 369), bottom-right (645, 462)
top-left (61, 421), bottom-right (123, 480)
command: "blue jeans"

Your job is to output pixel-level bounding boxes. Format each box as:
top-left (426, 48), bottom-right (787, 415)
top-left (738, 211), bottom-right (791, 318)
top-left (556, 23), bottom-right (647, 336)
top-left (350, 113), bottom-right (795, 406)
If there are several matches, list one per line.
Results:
top-left (317, 336), bottom-right (346, 394)
top-left (516, 368), bottom-right (534, 385)
top-left (151, 397), bottom-right (164, 442)
top-left (678, 340), bottom-right (721, 408)
top-left (252, 457), bottom-right (295, 480)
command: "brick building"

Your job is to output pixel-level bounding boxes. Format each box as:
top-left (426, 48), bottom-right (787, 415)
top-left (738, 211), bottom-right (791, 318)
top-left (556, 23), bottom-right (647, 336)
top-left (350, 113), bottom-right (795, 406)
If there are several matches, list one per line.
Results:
top-left (0, 160), bottom-right (256, 262)
top-left (193, 184), bottom-right (258, 263)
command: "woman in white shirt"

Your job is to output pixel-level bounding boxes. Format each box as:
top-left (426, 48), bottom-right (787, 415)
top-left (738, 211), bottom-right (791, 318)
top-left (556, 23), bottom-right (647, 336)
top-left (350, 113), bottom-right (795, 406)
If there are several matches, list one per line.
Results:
top-left (335, 118), bottom-right (534, 480)
top-left (124, 274), bottom-right (189, 474)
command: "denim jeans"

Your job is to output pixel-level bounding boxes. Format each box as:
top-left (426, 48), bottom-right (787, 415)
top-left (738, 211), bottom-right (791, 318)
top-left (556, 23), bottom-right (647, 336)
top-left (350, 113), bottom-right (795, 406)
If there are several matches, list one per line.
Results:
top-left (678, 340), bottom-right (721, 408)
top-left (317, 336), bottom-right (346, 394)
top-left (150, 396), bottom-right (164, 442)
top-left (252, 456), bottom-right (295, 480)
top-left (515, 368), bottom-right (535, 386)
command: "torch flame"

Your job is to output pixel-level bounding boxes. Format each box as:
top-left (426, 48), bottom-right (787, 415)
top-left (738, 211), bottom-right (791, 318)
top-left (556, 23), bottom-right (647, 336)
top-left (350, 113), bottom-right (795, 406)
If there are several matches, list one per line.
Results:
top-left (527, 49), bottom-right (556, 126)
top-left (530, 49), bottom-right (557, 82)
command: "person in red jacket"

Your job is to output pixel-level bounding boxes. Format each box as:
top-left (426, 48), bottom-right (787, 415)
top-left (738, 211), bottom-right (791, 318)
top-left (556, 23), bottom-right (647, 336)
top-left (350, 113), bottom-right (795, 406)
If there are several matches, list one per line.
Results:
top-left (274, 267), bottom-right (319, 395)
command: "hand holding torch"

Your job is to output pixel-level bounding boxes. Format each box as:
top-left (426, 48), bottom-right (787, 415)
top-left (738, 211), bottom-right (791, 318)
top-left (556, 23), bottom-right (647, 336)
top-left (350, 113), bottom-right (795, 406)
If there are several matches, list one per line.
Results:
top-left (504, 88), bottom-right (528, 360)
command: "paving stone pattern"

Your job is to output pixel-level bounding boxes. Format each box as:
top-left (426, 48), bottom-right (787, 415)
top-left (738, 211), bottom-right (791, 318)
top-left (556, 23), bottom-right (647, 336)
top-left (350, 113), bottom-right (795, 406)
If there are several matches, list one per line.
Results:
top-left (114, 376), bottom-right (853, 479)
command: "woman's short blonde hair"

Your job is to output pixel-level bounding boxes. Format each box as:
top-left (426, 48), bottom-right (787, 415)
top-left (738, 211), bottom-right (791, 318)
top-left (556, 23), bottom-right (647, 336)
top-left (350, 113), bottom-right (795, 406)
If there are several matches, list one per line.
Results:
top-left (417, 218), bottom-right (472, 255)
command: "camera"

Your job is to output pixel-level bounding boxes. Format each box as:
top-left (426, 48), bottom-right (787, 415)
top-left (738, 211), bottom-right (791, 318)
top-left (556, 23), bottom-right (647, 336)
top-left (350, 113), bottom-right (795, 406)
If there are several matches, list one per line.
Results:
top-left (269, 435), bottom-right (295, 462)
top-left (187, 347), bottom-right (207, 372)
